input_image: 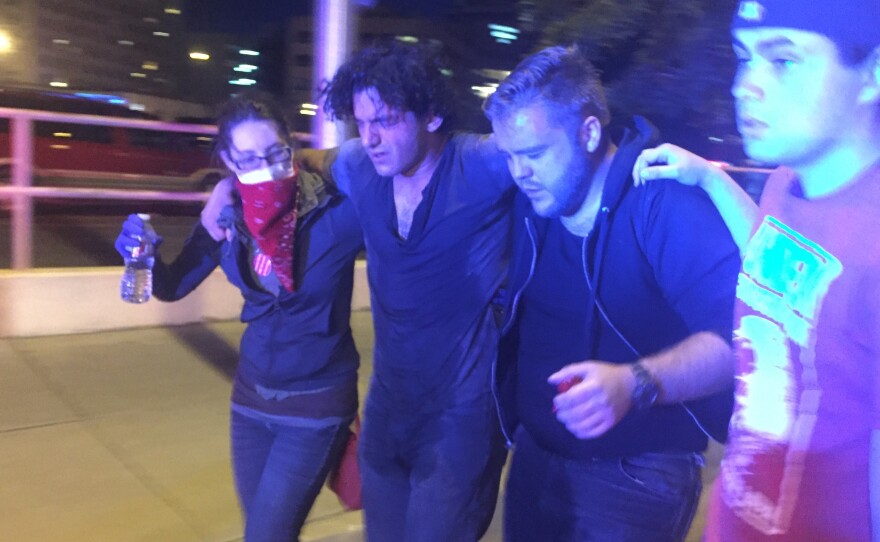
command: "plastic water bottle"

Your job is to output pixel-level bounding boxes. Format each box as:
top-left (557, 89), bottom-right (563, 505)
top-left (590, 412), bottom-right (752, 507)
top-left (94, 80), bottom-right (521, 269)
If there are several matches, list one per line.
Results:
top-left (121, 214), bottom-right (156, 304)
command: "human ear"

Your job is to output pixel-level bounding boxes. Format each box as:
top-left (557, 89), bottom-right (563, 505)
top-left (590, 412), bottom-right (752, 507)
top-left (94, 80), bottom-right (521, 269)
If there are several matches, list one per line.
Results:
top-left (219, 150), bottom-right (237, 173)
top-left (426, 114), bottom-right (444, 133)
top-left (857, 45), bottom-right (880, 106)
top-left (579, 116), bottom-right (603, 154)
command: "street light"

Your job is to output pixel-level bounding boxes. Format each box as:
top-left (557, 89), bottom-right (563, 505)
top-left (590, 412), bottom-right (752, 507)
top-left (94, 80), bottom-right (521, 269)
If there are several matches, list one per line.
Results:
top-left (0, 31), bottom-right (12, 54)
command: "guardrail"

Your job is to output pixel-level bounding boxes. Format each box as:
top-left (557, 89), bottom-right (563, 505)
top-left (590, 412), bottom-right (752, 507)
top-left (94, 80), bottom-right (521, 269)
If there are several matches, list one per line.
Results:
top-left (0, 106), bottom-right (773, 270)
top-left (0, 108), bottom-right (221, 269)
top-left (0, 107), bottom-right (320, 270)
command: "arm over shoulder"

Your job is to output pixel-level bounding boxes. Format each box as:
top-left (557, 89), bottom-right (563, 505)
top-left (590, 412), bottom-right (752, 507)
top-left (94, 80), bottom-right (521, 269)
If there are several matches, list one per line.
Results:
top-left (457, 133), bottom-right (514, 193)
top-left (330, 138), bottom-right (374, 196)
top-left (639, 181), bottom-right (741, 341)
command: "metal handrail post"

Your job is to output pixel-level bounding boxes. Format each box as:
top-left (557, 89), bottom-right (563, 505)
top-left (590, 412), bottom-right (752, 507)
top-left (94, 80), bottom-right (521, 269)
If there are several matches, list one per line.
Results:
top-left (10, 115), bottom-right (33, 269)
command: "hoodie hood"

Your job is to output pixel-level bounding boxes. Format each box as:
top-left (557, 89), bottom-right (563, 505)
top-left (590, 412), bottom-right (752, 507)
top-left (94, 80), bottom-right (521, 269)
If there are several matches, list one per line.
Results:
top-left (502, 116), bottom-right (660, 346)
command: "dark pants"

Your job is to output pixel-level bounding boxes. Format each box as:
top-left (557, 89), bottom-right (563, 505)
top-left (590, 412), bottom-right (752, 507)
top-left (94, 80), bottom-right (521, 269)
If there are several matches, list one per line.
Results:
top-left (231, 409), bottom-right (350, 542)
top-left (504, 428), bottom-right (702, 542)
top-left (359, 389), bottom-right (507, 542)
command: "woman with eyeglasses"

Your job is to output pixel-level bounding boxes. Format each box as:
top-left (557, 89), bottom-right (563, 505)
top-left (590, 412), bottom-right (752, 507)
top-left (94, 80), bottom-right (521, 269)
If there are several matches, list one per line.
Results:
top-left (115, 91), bottom-right (364, 541)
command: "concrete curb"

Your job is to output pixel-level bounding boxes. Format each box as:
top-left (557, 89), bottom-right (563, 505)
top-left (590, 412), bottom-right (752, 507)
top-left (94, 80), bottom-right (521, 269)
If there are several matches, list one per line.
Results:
top-left (0, 260), bottom-right (369, 338)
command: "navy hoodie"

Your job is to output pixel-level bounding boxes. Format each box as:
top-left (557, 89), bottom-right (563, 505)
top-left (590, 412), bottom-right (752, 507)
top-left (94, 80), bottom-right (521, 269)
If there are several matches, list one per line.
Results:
top-left (495, 117), bottom-right (739, 458)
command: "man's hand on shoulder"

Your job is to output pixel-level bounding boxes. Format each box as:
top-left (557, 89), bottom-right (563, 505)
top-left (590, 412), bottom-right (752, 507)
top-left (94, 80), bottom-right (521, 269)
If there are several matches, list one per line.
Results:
top-left (632, 143), bottom-right (758, 253)
top-left (548, 361), bottom-right (637, 440)
top-left (632, 143), bottom-right (724, 189)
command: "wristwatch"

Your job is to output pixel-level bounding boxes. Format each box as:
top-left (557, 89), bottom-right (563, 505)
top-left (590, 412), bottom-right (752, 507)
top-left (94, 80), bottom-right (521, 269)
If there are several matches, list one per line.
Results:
top-left (630, 362), bottom-right (660, 410)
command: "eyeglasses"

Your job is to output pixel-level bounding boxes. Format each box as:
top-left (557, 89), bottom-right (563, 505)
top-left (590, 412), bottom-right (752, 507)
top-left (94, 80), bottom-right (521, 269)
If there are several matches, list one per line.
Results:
top-left (229, 146), bottom-right (292, 171)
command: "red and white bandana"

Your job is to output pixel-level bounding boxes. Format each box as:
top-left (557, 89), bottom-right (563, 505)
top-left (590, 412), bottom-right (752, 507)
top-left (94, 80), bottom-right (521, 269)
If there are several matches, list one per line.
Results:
top-left (235, 162), bottom-right (299, 292)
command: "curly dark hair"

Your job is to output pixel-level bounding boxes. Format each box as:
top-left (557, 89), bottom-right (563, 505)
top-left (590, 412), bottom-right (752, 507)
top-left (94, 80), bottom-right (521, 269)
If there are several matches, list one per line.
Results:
top-left (320, 40), bottom-right (455, 131)
top-left (213, 90), bottom-right (295, 162)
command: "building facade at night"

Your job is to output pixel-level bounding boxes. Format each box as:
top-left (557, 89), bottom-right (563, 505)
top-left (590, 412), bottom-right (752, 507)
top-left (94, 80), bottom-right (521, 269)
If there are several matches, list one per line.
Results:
top-left (0, 0), bottom-right (265, 118)
top-left (286, 1), bottom-right (530, 135)
top-left (0, 0), bottom-right (528, 123)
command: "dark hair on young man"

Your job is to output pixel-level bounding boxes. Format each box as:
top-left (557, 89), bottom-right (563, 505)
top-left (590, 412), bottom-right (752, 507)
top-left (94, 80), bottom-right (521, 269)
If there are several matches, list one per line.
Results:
top-left (214, 90), bottom-right (295, 161)
top-left (483, 45), bottom-right (610, 134)
top-left (321, 40), bottom-right (455, 131)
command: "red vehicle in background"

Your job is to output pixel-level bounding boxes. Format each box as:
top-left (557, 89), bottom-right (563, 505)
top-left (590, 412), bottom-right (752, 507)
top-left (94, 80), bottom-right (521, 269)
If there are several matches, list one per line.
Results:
top-left (0, 89), bottom-right (223, 192)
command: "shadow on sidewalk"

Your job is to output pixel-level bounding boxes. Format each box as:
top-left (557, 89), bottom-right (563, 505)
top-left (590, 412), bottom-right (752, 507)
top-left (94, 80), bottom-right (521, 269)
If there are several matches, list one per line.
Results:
top-left (168, 322), bottom-right (239, 380)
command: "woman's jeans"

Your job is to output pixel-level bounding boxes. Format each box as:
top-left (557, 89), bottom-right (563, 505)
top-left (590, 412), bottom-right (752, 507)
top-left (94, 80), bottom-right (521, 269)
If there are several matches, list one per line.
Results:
top-left (231, 409), bottom-right (351, 542)
top-left (504, 428), bottom-right (703, 542)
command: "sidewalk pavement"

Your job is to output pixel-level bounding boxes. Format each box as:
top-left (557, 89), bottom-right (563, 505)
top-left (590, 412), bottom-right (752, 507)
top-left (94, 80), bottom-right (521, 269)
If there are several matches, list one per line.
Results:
top-left (0, 310), bottom-right (718, 541)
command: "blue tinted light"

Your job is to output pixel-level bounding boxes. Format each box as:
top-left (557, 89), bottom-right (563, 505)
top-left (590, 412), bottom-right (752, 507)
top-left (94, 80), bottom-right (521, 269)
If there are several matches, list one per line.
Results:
top-left (490, 30), bottom-right (518, 41)
top-left (488, 24), bottom-right (519, 34)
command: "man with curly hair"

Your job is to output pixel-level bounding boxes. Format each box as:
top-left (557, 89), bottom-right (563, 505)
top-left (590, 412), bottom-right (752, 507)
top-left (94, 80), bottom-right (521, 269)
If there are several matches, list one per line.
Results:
top-left (320, 40), bottom-right (512, 542)
top-left (204, 41), bottom-right (512, 541)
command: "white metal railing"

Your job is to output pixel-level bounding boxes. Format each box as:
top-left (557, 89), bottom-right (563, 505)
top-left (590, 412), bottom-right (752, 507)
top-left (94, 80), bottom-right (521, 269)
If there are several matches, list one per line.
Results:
top-left (1, 106), bottom-right (772, 271)
top-left (0, 107), bottom-right (320, 270)
top-left (0, 107), bottom-right (221, 269)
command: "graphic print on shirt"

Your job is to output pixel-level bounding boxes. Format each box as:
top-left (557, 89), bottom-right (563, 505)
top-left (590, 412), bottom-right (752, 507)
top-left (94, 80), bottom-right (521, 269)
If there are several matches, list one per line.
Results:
top-left (721, 216), bottom-right (842, 535)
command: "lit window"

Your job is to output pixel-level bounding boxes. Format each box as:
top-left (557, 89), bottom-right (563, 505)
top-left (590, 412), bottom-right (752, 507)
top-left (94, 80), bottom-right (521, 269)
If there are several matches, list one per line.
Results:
top-left (52, 39), bottom-right (70, 45)
top-left (488, 23), bottom-right (520, 34)
top-left (164, 7), bottom-right (181, 15)
top-left (189, 52), bottom-right (210, 61)
top-left (239, 49), bottom-right (259, 56)
top-left (153, 31), bottom-right (170, 37)
top-left (229, 78), bottom-right (256, 86)
top-left (130, 72), bottom-right (147, 78)
top-left (49, 81), bottom-right (68, 88)
top-left (142, 61), bottom-right (159, 70)
top-left (490, 31), bottom-right (517, 40)
top-left (471, 83), bottom-right (498, 99)
top-left (118, 40), bottom-right (135, 46)
top-left (488, 24), bottom-right (520, 44)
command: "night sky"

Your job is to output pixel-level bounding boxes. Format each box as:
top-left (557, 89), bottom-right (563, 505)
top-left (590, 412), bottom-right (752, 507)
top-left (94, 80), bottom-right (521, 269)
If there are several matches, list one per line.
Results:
top-left (183, 0), bottom-right (460, 33)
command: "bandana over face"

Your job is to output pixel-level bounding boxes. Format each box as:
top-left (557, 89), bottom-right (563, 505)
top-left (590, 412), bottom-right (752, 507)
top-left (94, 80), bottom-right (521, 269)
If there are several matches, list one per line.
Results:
top-left (235, 161), bottom-right (299, 292)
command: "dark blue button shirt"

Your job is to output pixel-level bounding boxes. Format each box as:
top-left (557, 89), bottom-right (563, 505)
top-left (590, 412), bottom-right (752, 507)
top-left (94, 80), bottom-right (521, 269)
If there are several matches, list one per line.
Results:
top-left (332, 134), bottom-right (515, 409)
